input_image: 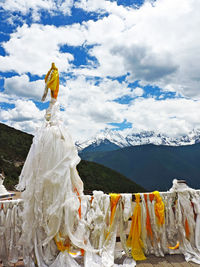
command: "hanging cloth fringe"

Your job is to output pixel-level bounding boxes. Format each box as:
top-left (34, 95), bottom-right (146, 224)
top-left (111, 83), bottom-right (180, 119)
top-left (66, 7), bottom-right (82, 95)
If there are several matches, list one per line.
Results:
top-left (127, 193), bottom-right (146, 261)
top-left (144, 194), bottom-right (153, 242)
top-left (153, 191), bottom-right (165, 226)
top-left (109, 193), bottom-right (121, 226)
top-left (106, 193), bottom-right (121, 239)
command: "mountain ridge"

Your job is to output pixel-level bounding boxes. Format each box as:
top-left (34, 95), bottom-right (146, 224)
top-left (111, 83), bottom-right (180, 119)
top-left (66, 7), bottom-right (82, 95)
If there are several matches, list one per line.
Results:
top-left (77, 128), bottom-right (200, 153)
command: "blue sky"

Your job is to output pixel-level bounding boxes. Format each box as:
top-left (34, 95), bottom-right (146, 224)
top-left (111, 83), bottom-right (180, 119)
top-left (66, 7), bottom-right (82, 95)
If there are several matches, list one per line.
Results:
top-left (0, 0), bottom-right (200, 141)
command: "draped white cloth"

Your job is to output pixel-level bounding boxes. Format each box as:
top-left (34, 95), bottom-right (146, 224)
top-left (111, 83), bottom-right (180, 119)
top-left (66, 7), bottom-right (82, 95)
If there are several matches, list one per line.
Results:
top-left (0, 200), bottom-right (23, 266)
top-left (16, 102), bottom-right (84, 266)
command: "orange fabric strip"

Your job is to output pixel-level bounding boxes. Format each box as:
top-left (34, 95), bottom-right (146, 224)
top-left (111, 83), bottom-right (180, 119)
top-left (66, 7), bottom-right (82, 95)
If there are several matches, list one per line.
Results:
top-left (144, 194), bottom-right (153, 241)
top-left (185, 218), bottom-right (190, 239)
top-left (149, 193), bottom-right (154, 202)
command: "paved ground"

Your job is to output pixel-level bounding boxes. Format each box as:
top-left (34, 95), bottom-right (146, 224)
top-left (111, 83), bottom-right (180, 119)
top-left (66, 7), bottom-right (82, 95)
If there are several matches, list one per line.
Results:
top-left (137, 254), bottom-right (199, 266)
top-left (1, 255), bottom-right (200, 267)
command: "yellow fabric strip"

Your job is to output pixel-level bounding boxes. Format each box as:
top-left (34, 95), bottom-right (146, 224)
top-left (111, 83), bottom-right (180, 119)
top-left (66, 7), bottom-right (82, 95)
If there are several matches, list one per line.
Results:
top-left (153, 191), bottom-right (165, 226)
top-left (126, 193), bottom-right (146, 261)
top-left (109, 193), bottom-right (121, 226)
top-left (45, 68), bottom-right (59, 99)
top-left (106, 193), bottom-right (121, 239)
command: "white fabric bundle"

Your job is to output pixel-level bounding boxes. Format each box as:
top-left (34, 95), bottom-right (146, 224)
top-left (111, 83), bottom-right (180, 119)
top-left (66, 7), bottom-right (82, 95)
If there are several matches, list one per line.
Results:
top-left (16, 102), bottom-right (84, 266)
top-left (0, 200), bottom-right (23, 266)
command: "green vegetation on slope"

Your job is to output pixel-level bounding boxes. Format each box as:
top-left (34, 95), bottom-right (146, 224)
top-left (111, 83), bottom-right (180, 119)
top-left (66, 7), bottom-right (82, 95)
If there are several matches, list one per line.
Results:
top-left (0, 123), bottom-right (145, 193)
top-left (0, 123), bottom-right (33, 189)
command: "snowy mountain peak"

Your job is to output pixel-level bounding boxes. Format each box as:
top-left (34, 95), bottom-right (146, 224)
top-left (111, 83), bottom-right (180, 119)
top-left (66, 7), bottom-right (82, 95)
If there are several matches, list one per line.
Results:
top-left (77, 128), bottom-right (200, 152)
top-left (76, 128), bottom-right (129, 151)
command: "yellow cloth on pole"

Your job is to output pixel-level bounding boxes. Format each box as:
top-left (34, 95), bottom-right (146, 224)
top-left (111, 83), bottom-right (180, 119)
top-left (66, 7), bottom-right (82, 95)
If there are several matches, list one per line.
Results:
top-left (45, 67), bottom-right (59, 99)
top-left (153, 191), bottom-right (165, 226)
top-left (127, 193), bottom-right (146, 261)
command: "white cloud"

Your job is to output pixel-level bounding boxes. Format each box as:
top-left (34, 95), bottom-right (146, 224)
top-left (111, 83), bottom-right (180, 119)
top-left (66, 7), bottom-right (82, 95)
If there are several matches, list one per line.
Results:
top-left (0, 23), bottom-right (86, 75)
top-left (1, 0), bottom-right (200, 140)
top-left (0, 99), bottom-right (43, 121)
top-left (75, 0), bottom-right (128, 17)
top-left (4, 75), bottom-right (44, 100)
top-left (123, 97), bottom-right (200, 137)
top-left (1, 74), bottom-right (132, 139)
top-left (0, 92), bottom-right (16, 104)
top-left (57, 75), bottom-right (129, 140)
top-left (76, 0), bottom-right (200, 98)
top-left (2, 86), bottom-right (200, 141)
top-left (131, 87), bottom-right (144, 97)
top-left (0, 99), bottom-right (44, 133)
top-left (2, 0), bottom-right (200, 98)
top-left (0, 0), bottom-right (74, 21)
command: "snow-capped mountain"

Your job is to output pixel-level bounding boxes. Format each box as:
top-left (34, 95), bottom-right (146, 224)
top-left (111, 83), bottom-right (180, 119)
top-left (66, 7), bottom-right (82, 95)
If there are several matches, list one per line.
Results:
top-left (76, 128), bottom-right (129, 152)
top-left (77, 128), bottom-right (200, 152)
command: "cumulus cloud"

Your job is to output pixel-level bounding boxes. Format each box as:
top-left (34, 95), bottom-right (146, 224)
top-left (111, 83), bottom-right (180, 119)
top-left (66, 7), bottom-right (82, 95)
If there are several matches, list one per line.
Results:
top-left (0, 0), bottom-right (74, 21)
top-left (113, 45), bottom-right (178, 82)
top-left (75, 0), bottom-right (128, 17)
top-left (4, 75), bottom-right (44, 100)
top-left (0, 99), bottom-right (43, 121)
top-left (2, 0), bottom-right (200, 98)
top-left (77, 0), bottom-right (200, 97)
top-left (57, 75), bottom-right (128, 140)
top-left (0, 99), bottom-right (44, 133)
top-left (123, 97), bottom-right (200, 137)
top-left (1, 0), bottom-right (200, 139)
top-left (131, 87), bottom-right (144, 97)
top-left (0, 23), bottom-right (85, 75)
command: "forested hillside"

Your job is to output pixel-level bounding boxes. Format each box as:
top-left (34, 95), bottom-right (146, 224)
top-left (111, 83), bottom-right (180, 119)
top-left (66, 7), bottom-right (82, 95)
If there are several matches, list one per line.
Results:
top-left (0, 123), bottom-right (145, 193)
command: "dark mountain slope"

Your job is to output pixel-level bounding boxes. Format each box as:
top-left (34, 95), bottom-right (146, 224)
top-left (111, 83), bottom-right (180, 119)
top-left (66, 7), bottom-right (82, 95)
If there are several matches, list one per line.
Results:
top-left (81, 144), bottom-right (200, 191)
